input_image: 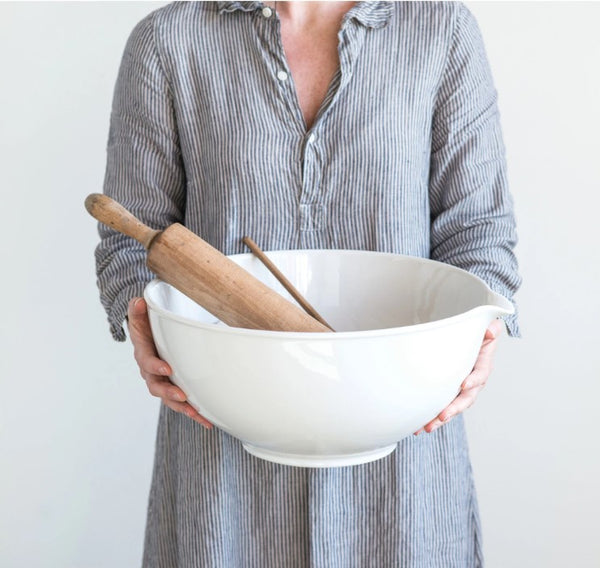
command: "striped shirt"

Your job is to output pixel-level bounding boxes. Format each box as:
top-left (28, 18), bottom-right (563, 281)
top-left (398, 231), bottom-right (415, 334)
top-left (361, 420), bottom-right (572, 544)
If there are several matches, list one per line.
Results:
top-left (94, 2), bottom-right (521, 566)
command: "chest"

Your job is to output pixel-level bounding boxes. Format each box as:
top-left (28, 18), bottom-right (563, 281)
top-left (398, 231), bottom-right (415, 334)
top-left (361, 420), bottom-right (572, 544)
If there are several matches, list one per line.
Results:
top-left (168, 6), bottom-right (444, 253)
top-left (278, 22), bottom-right (343, 130)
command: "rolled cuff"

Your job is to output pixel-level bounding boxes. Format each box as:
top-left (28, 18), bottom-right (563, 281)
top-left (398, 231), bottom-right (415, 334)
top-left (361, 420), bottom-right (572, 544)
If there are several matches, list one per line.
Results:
top-left (500, 305), bottom-right (520, 338)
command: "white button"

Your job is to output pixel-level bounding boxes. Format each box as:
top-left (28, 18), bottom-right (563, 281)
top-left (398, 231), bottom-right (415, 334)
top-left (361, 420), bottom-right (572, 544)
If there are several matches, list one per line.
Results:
top-left (262, 7), bottom-right (272, 18)
top-left (308, 133), bottom-right (316, 144)
top-left (277, 70), bottom-right (288, 81)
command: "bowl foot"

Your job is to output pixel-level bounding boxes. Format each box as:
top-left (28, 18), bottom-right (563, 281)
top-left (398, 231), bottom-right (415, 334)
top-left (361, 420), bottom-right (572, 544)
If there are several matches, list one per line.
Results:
top-left (242, 443), bottom-right (397, 468)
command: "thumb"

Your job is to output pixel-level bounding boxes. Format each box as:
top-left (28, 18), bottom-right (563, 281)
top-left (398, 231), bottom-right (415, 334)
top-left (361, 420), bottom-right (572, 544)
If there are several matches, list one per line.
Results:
top-left (128, 297), bottom-right (147, 319)
top-left (484, 318), bottom-right (504, 341)
top-left (127, 297), bottom-right (152, 339)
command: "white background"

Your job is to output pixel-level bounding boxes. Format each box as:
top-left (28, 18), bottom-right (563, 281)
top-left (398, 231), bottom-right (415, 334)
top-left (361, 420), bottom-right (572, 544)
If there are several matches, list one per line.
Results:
top-left (1, 2), bottom-right (598, 566)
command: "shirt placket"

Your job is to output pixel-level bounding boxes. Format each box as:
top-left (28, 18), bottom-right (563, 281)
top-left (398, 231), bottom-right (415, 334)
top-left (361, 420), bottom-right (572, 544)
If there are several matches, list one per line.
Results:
top-left (256, 6), bottom-right (306, 132)
top-left (299, 131), bottom-right (324, 247)
top-left (254, 7), bottom-right (368, 247)
top-left (299, 24), bottom-right (367, 248)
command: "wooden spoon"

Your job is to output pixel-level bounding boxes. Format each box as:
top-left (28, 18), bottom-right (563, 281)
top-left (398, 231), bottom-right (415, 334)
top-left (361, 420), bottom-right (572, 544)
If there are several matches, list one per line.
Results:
top-left (242, 237), bottom-right (335, 332)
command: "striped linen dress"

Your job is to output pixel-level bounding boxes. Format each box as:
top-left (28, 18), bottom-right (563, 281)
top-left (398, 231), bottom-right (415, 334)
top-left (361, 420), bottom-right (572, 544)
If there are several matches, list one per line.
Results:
top-left (94, 2), bottom-right (521, 566)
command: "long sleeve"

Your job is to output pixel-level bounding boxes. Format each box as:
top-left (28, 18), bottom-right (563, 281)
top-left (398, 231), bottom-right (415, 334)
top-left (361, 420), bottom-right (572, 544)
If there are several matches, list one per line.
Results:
top-left (429, 4), bottom-right (521, 336)
top-left (95, 12), bottom-right (186, 341)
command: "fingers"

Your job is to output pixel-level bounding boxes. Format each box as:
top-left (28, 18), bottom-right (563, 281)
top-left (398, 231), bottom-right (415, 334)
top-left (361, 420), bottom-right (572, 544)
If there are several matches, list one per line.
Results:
top-left (128, 297), bottom-right (213, 429)
top-left (420, 384), bottom-right (485, 434)
top-left (143, 371), bottom-right (213, 429)
top-left (461, 327), bottom-right (499, 390)
top-left (145, 373), bottom-right (213, 428)
top-left (142, 369), bottom-right (214, 429)
top-left (142, 370), bottom-right (186, 402)
top-left (414, 381), bottom-right (483, 435)
top-left (128, 297), bottom-right (173, 375)
top-left (413, 320), bottom-right (504, 436)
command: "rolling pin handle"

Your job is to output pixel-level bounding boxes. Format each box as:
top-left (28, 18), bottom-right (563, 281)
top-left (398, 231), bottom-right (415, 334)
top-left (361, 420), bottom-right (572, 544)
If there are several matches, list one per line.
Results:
top-left (84, 193), bottom-right (160, 250)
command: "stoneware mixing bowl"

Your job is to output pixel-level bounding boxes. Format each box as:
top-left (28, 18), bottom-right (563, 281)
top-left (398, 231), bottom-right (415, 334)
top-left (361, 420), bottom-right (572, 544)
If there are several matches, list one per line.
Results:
top-left (144, 249), bottom-right (514, 468)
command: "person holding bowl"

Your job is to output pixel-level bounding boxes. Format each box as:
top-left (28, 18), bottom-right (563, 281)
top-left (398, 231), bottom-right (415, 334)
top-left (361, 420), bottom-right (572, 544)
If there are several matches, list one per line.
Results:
top-left (93, 2), bottom-right (520, 566)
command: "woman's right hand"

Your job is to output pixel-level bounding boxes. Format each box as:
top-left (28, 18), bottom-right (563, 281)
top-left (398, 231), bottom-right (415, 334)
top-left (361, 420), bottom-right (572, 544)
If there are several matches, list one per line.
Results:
top-left (127, 297), bottom-right (213, 429)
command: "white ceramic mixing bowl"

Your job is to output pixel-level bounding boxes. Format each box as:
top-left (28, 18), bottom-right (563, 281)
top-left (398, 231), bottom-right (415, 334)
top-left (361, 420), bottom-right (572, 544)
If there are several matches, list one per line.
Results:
top-left (145, 249), bottom-right (513, 468)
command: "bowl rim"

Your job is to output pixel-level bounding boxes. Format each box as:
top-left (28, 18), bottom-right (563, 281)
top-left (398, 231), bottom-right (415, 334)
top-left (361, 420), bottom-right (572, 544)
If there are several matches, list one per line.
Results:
top-left (143, 249), bottom-right (514, 340)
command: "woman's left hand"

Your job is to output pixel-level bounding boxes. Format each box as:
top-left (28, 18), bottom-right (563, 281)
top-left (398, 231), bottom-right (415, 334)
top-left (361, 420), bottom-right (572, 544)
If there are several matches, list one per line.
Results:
top-left (414, 318), bottom-right (505, 435)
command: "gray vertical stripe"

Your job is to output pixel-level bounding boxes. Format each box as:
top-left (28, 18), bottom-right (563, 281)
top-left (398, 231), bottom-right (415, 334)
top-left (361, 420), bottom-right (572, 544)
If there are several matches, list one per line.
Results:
top-left (93, 2), bottom-right (520, 566)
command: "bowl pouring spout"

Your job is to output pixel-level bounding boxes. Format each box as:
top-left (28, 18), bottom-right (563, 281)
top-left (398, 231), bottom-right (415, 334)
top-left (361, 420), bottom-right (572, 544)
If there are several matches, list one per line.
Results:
top-left (486, 291), bottom-right (515, 319)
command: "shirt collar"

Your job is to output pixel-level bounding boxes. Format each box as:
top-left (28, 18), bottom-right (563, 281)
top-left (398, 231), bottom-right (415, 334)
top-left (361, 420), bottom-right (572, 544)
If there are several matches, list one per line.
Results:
top-left (216, 2), bottom-right (393, 29)
top-left (344, 2), bottom-right (393, 29)
top-left (216, 2), bottom-right (261, 14)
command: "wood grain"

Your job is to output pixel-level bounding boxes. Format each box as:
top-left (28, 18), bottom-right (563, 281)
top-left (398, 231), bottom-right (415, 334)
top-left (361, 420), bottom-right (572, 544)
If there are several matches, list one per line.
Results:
top-left (85, 193), bottom-right (159, 250)
top-left (85, 194), bottom-right (331, 332)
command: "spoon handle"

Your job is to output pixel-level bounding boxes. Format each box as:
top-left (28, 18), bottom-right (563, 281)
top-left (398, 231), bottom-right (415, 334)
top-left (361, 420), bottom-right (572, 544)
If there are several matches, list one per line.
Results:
top-left (243, 237), bottom-right (335, 332)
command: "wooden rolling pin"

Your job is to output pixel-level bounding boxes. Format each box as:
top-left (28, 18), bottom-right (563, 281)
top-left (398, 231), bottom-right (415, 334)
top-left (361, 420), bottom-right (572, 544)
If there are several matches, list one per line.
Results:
top-left (85, 194), bottom-right (330, 332)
